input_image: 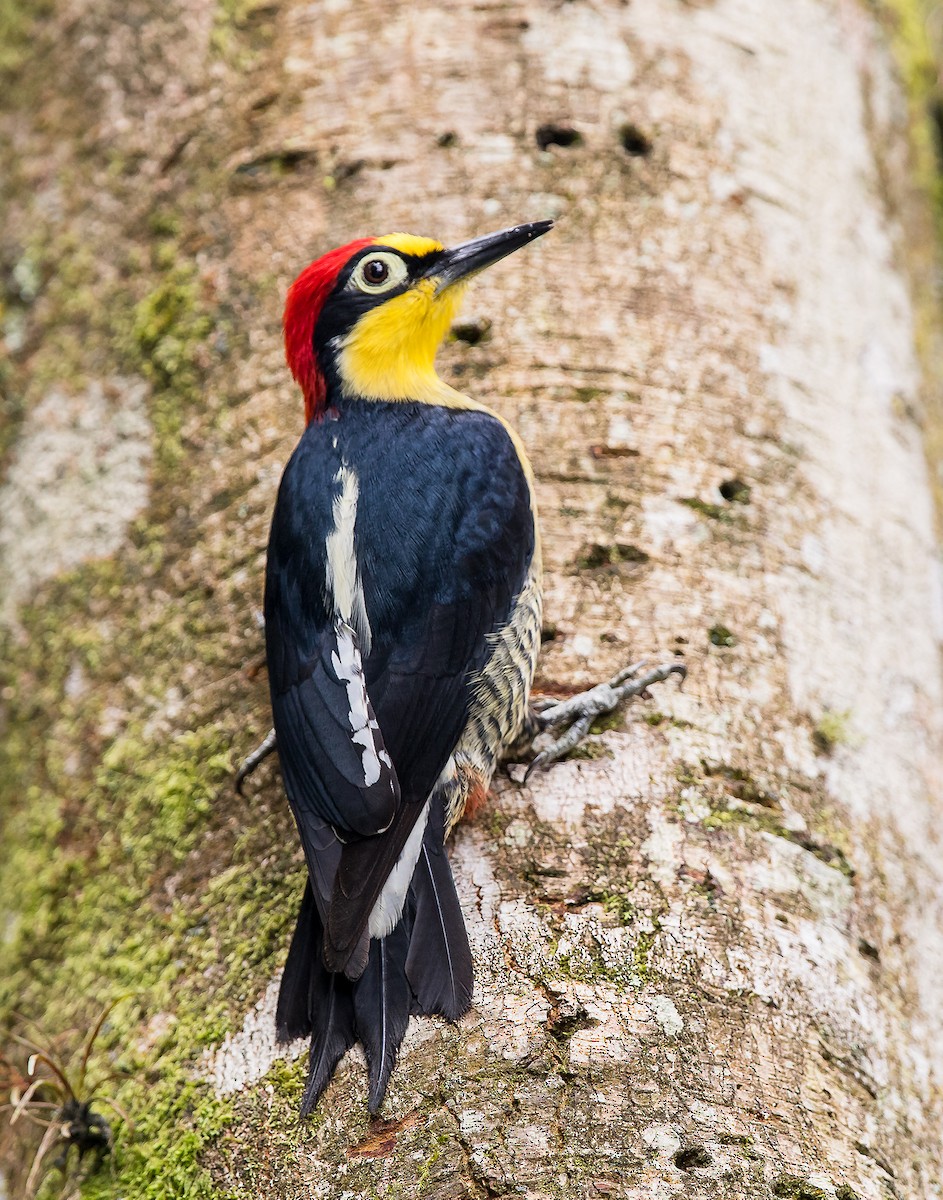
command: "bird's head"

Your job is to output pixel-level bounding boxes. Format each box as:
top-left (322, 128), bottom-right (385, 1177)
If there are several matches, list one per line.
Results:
top-left (283, 221), bottom-right (553, 422)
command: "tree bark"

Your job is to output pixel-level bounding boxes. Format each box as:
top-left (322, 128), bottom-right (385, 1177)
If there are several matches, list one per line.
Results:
top-left (1, 0), bottom-right (942, 1198)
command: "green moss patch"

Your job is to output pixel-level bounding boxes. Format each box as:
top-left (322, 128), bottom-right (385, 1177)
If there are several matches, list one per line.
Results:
top-left (812, 709), bottom-right (853, 756)
top-left (0, 0), bottom-right (53, 78)
top-left (771, 1176), bottom-right (828, 1200)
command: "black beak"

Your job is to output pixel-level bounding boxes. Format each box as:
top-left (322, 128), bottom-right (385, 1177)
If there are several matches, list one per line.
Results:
top-left (429, 220), bottom-right (553, 290)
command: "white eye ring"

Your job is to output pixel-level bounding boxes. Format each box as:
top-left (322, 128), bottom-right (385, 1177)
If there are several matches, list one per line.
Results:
top-left (351, 251), bottom-right (409, 294)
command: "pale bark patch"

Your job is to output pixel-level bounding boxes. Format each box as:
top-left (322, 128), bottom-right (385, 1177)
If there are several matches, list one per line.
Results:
top-left (0, 378), bottom-right (151, 624)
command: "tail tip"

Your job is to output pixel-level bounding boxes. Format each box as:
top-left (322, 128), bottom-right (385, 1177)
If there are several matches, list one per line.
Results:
top-left (299, 1068), bottom-right (329, 1117)
top-left (367, 1075), bottom-right (391, 1115)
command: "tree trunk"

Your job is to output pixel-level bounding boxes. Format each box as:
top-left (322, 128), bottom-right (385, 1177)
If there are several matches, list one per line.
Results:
top-left (1, 0), bottom-right (942, 1198)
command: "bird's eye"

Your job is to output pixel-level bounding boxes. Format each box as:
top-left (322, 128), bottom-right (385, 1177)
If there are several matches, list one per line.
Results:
top-left (364, 259), bottom-right (388, 284)
top-left (351, 251), bottom-right (408, 294)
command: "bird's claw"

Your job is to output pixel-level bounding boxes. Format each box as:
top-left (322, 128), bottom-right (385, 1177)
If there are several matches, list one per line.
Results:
top-left (524, 659), bottom-right (686, 782)
top-left (235, 728), bottom-right (278, 795)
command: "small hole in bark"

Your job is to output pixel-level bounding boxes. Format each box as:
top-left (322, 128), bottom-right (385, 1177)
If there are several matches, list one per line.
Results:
top-left (536, 123), bottom-right (583, 150)
top-left (547, 1006), bottom-right (595, 1042)
top-left (857, 937), bottom-right (880, 962)
top-left (619, 123), bottom-right (652, 156)
top-left (576, 542), bottom-right (650, 571)
top-left (233, 147), bottom-right (318, 176)
top-left (719, 477), bottom-right (751, 503)
top-left (436, 130), bottom-right (458, 147)
top-left (334, 158), bottom-right (366, 184)
top-left (674, 1146), bottom-right (712, 1171)
top-left (450, 316), bottom-right (492, 345)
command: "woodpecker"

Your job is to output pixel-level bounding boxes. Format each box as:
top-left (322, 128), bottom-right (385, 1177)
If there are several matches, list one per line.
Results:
top-left (255, 222), bottom-right (685, 1116)
top-left (266, 222), bottom-right (550, 1115)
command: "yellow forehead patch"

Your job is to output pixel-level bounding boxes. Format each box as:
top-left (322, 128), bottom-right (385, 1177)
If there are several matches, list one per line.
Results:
top-left (374, 232), bottom-right (444, 258)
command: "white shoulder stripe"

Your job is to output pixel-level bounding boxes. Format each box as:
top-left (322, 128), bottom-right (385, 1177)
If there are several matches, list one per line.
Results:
top-left (325, 462), bottom-right (371, 653)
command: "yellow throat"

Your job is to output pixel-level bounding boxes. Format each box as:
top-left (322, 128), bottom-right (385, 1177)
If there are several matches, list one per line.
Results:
top-left (336, 233), bottom-right (469, 405)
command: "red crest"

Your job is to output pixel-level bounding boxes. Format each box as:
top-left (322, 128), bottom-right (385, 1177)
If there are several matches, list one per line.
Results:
top-left (283, 238), bottom-right (373, 423)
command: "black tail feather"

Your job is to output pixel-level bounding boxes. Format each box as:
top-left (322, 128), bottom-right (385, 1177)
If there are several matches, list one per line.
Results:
top-left (276, 879), bottom-right (317, 1042)
top-left (279, 821), bottom-right (473, 1115)
top-left (406, 835), bottom-right (473, 1021)
top-left (353, 923), bottom-right (412, 1114)
top-left (299, 967), bottom-right (356, 1116)
top-left (277, 879), bottom-right (357, 1115)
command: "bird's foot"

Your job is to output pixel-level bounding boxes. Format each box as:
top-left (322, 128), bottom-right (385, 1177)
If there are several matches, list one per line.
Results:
top-left (524, 659), bottom-right (686, 782)
top-left (235, 727), bottom-right (278, 795)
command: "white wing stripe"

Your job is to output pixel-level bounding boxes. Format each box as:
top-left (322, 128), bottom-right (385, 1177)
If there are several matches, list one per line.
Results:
top-left (325, 462), bottom-right (371, 653)
top-left (331, 622), bottom-right (391, 792)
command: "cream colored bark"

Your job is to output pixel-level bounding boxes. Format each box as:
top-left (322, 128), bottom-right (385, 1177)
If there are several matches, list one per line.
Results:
top-left (212, 0), bottom-right (943, 1194)
top-left (2, 0), bottom-right (942, 1197)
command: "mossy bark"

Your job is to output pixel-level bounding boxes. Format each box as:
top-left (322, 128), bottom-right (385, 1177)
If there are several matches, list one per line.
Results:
top-left (1, 1), bottom-right (942, 1198)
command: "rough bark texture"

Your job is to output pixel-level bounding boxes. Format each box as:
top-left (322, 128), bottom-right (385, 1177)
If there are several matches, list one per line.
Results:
top-left (1, 0), bottom-right (942, 1198)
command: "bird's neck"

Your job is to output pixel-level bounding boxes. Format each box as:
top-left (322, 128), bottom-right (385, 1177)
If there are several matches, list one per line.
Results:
top-left (337, 360), bottom-right (467, 408)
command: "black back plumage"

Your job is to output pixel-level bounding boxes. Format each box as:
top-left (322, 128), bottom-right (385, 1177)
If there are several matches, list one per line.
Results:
top-left (265, 398), bottom-right (533, 1111)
